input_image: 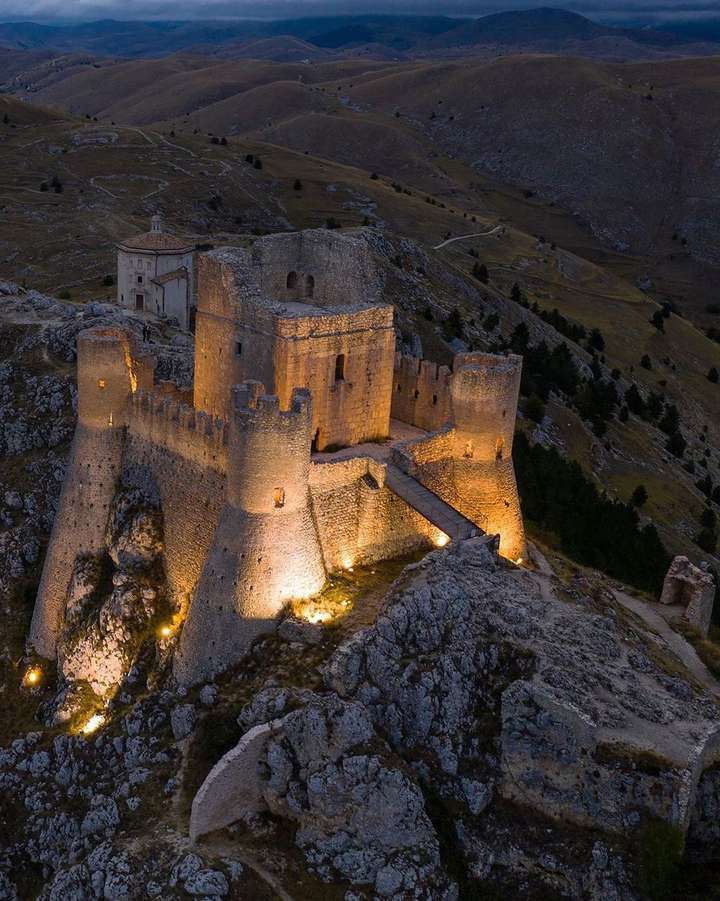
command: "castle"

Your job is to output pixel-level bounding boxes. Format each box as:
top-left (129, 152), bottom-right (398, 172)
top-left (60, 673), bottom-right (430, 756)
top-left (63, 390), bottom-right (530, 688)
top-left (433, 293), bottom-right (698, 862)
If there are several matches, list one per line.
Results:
top-left (29, 229), bottom-right (526, 685)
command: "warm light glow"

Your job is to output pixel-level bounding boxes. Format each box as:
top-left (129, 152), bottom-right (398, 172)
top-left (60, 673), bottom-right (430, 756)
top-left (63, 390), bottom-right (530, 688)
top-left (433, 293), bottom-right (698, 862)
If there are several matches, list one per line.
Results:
top-left (306, 609), bottom-right (333, 624)
top-left (515, 557), bottom-right (525, 566)
top-left (341, 556), bottom-right (354, 572)
top-left (23, 667), bottom-right (41, 687)
top-left (123, 344), bottom-right (138, 393)
top-left (434, 532), bottom-right (450, 548)
top-left (158, 624), bottom-right (173, 639)
top-left (81, 714), bottom-right (106, 735)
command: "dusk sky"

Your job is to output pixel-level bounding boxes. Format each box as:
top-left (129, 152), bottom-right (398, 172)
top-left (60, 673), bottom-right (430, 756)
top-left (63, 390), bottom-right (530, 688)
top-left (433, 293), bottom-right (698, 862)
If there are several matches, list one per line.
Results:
top-left (1, 0), bottom-right (719, 25)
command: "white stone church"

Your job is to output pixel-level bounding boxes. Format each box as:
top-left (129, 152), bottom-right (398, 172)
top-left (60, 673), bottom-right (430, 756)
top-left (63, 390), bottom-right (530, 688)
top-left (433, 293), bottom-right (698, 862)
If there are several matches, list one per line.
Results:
top-left (116, 216), bottom-right (194, 330)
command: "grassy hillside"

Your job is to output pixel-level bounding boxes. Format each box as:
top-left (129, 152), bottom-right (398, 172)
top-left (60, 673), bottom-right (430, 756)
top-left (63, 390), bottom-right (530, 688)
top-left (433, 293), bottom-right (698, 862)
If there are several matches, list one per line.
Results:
top-left (0, 91), bottom-right (717, 582)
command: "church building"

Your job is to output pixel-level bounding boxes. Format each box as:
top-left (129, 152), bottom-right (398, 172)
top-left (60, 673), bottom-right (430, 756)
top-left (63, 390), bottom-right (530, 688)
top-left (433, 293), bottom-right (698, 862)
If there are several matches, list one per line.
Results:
top-left (116, 216), bottom-right (194, 330)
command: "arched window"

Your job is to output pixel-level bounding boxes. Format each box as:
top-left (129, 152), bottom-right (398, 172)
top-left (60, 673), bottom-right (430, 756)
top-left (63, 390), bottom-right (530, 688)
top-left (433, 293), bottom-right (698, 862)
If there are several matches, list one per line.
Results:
top-left (306, 274), bottom-right (315, 298)
top-left (335, 353), bottom-right (345, 382)
top-left (287, 271), bottom-right (298, 291)
top-left (273, 487), bottom-right (285, 509)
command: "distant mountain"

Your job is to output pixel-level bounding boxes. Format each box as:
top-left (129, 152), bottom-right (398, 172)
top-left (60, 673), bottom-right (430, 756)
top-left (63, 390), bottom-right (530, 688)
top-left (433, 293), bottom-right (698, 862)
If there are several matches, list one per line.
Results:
top-left (0, 11), bottom-right (717, 61)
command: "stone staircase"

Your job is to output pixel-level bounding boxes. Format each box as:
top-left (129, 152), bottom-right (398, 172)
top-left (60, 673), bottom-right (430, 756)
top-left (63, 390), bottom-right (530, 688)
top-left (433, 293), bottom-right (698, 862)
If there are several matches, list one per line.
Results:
top-left (384, 464), bottom-right (480, 542)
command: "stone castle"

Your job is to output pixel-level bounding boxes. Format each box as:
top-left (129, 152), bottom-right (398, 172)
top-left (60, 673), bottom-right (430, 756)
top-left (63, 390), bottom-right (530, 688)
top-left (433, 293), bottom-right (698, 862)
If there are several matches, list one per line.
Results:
top-left (29, 229), bottom-right (526, 685)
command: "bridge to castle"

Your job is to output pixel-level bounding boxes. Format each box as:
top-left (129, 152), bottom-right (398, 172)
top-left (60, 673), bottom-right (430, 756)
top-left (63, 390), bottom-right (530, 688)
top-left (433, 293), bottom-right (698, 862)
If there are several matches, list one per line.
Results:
top-left (384, 464), bottom-right (480, 543)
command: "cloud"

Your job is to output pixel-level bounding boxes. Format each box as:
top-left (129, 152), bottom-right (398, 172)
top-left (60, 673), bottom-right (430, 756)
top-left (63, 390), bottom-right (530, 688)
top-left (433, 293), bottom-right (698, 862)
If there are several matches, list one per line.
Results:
top-left (2, 0), bottom-right (720, 24)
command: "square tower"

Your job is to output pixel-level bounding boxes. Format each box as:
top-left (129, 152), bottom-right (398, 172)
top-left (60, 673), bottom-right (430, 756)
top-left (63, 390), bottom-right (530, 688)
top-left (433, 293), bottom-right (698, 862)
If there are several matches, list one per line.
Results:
top-left (193, 230), bottom-right (395, 451)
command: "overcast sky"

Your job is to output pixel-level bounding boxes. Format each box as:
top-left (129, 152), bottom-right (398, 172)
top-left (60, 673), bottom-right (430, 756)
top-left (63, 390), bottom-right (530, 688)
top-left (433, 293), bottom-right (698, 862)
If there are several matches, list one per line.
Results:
top-left (1, 0), bottom-right (718, 24)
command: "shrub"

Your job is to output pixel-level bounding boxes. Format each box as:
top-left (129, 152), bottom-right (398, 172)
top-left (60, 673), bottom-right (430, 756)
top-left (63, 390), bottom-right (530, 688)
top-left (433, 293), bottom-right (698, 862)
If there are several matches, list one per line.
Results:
top-left (666, 431), bottom-right (686, 458)
top-left (708, 367), bottom-right (719, 384)
top-left (640, 354), bottom-right (652, 370)
top-left (472, 262), bottom-right (489, 284)
top-left (631, 485), bottom-right (648, 507)
top-left (524, 394), bottom-right (546, 424)
top-left (636, 819), bottom-right (684, 901)
top-left (293, 178), bottom-right (302, 191)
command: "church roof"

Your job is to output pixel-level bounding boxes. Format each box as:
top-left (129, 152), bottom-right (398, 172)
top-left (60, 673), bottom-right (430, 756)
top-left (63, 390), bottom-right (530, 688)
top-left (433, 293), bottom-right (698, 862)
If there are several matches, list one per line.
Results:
top-left (119, 230), bottom-right (193, 253)
top-left (118, 217), bottom-right (193, 254)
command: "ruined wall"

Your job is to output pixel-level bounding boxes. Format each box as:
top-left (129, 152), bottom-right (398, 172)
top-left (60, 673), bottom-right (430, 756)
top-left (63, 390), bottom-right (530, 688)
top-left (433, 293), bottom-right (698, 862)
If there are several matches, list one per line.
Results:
top-left (29, 328), bottom-right (155, 659)
top-left (174, 384), bottom-right (327, 685)
top-left (193, 250), bottom-right (274, 420)
top-left (391, 353), bottom-right (452, 432)
top-left (252, 229), bottom-right (381, 309)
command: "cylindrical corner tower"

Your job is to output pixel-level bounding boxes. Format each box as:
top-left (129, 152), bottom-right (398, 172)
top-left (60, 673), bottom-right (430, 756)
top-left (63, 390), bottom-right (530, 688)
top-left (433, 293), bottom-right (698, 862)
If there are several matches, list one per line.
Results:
top-left (29, 327), bottom-right (153, 659)
top-left (448, 352), bottom-right (527, 562)
top-left (174, 382), bottom-right (326, 684)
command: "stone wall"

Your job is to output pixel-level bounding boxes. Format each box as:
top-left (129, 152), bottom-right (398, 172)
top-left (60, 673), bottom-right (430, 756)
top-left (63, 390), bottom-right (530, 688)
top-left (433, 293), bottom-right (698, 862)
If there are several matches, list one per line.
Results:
top-left (273, 307), bottom-right (395, 450)
top-left (391, 353), bottom-right (452, 433)
top-left (252, 229), bottom-right (382, 309)
top-left (29, 328), bottom-right (155, 659)
top-left (309, 457), bottom-right (437, 571)
top-left (174, 384), bottom-right (327, 684)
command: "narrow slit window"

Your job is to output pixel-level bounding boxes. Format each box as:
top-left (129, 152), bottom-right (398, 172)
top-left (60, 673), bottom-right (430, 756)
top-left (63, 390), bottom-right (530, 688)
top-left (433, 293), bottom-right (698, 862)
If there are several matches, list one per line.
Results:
top-left (335, 353), bottom-right (345, 382)
top-left (495, 437), bottom-right (504, 461)
top-left (97, 379), bottom-right (106, 390)
top-left (287, 271), bottom-right (298, 290)
top-left (235, 341), bottom-right (242, 356)
top-left (306, 274), bottom-right (315, 298)
top-left (432, 394), bottom-right (438, 405)
top-left (273, 487), bottom-right (285, 508)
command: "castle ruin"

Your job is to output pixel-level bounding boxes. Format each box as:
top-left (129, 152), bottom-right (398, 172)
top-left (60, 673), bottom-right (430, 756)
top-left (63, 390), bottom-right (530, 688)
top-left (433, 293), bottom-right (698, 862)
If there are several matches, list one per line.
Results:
top-left (29, 229), bottom-right (526, 685)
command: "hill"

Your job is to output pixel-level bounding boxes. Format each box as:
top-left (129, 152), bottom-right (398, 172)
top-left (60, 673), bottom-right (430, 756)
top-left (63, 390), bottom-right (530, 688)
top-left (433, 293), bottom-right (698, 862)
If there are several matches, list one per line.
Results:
top-left (0, 11), bottom-right (719, 62)
top-left (0, 94), bottom-right (718, 580)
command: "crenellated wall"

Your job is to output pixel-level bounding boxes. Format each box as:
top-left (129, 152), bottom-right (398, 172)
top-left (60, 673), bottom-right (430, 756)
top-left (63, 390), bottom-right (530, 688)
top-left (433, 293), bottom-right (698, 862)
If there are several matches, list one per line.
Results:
top-left (174, 382), bottom-right (327, 684)
top-left (391, 353), bottom-right (452, 433)
top-left (30, 232), bottom-right (528, 686)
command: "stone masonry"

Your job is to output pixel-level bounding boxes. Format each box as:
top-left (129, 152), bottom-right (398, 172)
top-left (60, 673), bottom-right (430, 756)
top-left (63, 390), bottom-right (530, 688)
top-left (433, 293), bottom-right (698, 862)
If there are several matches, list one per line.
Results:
top-left (660, 555), bottom-right (716, 637)
top-left (29, 228), bottom-right (527, 685)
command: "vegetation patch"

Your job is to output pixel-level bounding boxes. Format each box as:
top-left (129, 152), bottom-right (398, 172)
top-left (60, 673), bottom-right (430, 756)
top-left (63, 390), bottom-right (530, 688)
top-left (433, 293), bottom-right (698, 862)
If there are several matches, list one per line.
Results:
top-left (514, 432), bottom-right (670, 594)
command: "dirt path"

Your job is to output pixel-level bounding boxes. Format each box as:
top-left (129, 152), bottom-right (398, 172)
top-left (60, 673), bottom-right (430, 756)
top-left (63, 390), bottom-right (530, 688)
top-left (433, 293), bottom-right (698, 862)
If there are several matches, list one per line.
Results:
top-left (433, 226), bottom-right (504, 250)
top-left (612, 587), bottom-right (720, 695)
top-left (529, 544), bottom-right (720, 695)
top-left (194, 836), bottom-right (294, 901)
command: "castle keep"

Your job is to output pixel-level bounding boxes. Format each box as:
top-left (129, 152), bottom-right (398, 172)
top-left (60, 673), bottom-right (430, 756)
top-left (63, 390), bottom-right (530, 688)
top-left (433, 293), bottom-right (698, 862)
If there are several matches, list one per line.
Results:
top-left (29, 229), bottom-right (526, 685)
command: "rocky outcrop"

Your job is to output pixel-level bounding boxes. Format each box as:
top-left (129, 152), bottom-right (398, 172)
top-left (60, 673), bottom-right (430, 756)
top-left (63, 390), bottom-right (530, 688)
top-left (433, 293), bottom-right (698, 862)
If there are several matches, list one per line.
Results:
top-left (192, 692), bottom-right (455, 900)
top-left (51, 486), bottom-right (171, 723)
top-left (326, 540), bottom-right (720, 838)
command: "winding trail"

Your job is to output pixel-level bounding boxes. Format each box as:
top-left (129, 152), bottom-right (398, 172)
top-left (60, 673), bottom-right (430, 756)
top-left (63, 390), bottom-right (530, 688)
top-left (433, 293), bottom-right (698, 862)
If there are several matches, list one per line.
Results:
top-left (433, 226), bottom-right (504, 250)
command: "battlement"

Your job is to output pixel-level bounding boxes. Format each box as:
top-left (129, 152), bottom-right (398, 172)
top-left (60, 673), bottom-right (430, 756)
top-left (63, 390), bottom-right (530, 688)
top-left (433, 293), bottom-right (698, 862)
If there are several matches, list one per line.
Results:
top-left (232, 382), bottom-right (312, 426)
top-left (129, 389), bottom-right (228, 471)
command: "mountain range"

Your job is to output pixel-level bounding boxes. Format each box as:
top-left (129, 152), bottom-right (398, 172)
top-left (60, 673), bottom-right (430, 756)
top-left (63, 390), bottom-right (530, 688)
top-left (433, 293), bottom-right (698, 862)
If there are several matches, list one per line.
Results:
top-left (1, 10), bottom-right (720, 60)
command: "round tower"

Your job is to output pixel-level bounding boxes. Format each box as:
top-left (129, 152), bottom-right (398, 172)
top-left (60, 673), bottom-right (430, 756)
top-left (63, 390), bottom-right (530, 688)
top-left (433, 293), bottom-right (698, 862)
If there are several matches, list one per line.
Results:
top-left (450, 352), bottom-right (522, 464)
top-left (448, 352), bottom-right (527, 562)
top-left (29, 327), bottom-right (154, 659)
top-left (174, 382), bottom-right (326, 684)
